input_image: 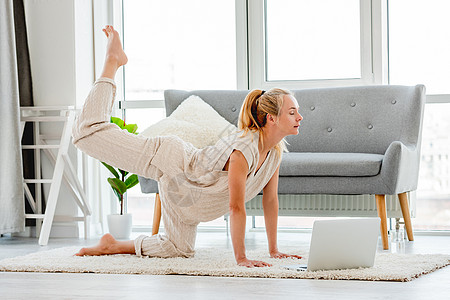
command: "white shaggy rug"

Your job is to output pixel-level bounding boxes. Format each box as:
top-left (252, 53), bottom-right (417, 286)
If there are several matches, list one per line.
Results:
top-left (1, 247), bottom-right (449, 282)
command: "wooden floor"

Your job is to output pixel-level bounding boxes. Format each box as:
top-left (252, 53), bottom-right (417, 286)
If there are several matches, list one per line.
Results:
top-left (1, 230), bottom-right (450, 299)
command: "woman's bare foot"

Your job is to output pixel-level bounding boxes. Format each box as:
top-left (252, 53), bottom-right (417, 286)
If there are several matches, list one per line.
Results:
top-left (103, 25), bottom-right (128, 67)
top-left (75, 233), bottom-right (133, 256)
top-left (100, 25), bottom-right (128, 79)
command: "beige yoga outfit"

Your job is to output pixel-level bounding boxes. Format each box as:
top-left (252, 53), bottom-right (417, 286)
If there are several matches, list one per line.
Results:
top-left (72, 78), bottom-right (281, 258)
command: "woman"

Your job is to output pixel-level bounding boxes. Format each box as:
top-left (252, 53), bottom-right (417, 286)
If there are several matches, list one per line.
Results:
top-left (74, 26), bottom-right (303, 268)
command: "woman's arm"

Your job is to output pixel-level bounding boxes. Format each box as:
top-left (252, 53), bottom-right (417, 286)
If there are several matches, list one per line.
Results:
top-left (263, 165), bottom-right (302, 260)
top-left (228, 150), bottom-right (271, 268)
top-left (262, 165), bottom-right (280, 255)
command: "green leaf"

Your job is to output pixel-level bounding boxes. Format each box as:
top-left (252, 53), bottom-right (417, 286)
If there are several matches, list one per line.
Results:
top-left (123, 123), bottom-right (138, 134)
top-left (101, 162), bottom-right (120, 178)
top-left (119, 169), bottom-right (129, 178)
top-left (103, 116), bottom-right (140, 203)
top-left (110, 116), bottom-right (124, 128)
top-left (110, 116), bottom-right (138, 134)
top-left (125, 174), bottom-right (139, 189)
top-left (107, 177), bottom-right (127, 195)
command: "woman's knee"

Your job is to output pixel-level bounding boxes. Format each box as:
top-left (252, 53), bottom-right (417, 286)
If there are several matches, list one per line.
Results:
top-left (136, 234), bottom-right (195, 258)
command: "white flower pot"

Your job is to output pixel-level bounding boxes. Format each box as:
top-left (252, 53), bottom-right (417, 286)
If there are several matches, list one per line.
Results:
top-left (107, 213), bottom-right (132, 239)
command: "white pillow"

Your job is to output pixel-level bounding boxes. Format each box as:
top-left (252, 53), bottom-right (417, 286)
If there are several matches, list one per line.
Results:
top-left (140, 95), bottom-right (237, 148)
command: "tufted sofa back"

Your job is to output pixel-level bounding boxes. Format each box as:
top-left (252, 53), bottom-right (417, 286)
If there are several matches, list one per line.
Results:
top-left (165, 85), bottom-right (425, 154)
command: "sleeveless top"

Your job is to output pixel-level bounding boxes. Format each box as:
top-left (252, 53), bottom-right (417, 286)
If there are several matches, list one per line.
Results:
top-left (148, 130), bottom-right (282, 224)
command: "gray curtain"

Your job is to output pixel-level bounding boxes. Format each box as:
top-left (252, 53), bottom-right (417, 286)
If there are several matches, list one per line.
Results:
top-left (14, 0), bottom-right (38, 227)
top-left (0, 0), bottom-right (29, 234)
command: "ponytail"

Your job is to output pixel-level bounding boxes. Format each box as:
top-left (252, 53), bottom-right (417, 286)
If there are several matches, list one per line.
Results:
top-left (238, 88), bottom-right (291, 157)
top-left (238, 90), bottom-right (267, 132)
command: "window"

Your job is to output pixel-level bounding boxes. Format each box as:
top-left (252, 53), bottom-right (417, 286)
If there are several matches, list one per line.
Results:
top-left (388, 0), bottom-right (450, 94)
top-left (265, 0), bottom-right (361, 81)
top-left (123, 0), bottom-right (237, 101)
top-left (121, 0), bottom-right (237, 228)
top-left (388, 0), bottom-right (450, 230)
top-left (414, 105), bottom-right (450, 230)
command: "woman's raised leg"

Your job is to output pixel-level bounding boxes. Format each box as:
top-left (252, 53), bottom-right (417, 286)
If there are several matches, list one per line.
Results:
top-left (74, 26), bottom-right (132, 256)
top-left (74, 26), bottom-right (190, 258)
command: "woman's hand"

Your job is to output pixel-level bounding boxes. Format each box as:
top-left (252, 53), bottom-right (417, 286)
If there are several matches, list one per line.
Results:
top-left (270, 251), bottom-right (302, 259)
top-left (237, 257), bottom-right (272, 268)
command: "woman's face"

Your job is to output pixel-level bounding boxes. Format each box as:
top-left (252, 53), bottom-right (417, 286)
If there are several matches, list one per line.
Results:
top-left (274, 95), bottom-right (303, 136)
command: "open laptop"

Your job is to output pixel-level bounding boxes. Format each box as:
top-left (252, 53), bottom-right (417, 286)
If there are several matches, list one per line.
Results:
top-left (283, 218), bottom-right (380, 272)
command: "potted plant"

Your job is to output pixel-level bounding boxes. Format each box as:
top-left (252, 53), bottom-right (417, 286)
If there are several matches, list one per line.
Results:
top-left (103, 116), bottom-right (139, 239)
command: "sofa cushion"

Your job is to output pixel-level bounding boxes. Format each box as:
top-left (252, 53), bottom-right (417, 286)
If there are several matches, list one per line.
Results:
top-left (280, 152), bottom-right (384, 177)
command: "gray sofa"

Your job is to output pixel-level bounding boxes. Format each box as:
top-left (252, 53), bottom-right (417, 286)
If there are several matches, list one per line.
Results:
top-left (139, 85), bottom-right (426, 250)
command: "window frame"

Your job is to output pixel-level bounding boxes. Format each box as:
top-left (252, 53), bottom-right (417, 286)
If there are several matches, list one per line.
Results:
top-left (100, 0), bottom-right (450, 231)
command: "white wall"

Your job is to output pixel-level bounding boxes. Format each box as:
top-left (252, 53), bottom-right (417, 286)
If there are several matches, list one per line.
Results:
top-left (24, 0), bottom-right (95, 237)
top-left (75, 0), bottom-right (96, 107)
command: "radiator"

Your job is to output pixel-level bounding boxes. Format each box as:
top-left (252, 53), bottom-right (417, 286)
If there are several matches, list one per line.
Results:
top-left (245, 192), bottom-right (416, 218)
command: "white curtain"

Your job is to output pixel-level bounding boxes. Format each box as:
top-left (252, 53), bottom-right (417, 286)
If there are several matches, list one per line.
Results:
top-left (0, 0), bottom-right (25, 234)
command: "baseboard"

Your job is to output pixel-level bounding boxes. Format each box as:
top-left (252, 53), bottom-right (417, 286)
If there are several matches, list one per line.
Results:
top-left (49, 223), bottom-right (80, 238)
top-left (12, 226), bottom-right (34, 238)
top-left (12, 224), bottom-right (79, 238)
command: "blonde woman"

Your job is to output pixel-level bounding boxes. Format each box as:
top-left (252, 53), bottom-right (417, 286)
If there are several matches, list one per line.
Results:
top-left (74, 26), bottom-right (303, 268)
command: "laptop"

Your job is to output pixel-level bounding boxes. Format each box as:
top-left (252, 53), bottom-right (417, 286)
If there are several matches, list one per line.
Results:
top-left (283, 218), bottom-right (380, 272)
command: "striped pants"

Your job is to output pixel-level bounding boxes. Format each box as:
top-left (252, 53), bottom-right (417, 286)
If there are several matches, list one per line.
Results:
top-left (72, 78), bottom-right (200, 258)
top-left (134, 196), bottom-right (198, 258)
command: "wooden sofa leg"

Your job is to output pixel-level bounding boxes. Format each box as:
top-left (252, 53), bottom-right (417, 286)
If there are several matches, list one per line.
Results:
top-left (398, 192), bottom-right (414, 241)
top-left (375, 194), bottom-right (389, 250)
top-left (152, 193), bottom-right (162, 235)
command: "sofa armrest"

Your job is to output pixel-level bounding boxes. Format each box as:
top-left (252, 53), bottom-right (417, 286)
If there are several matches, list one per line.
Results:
top-left (380, 141), bottom-right (420, 194)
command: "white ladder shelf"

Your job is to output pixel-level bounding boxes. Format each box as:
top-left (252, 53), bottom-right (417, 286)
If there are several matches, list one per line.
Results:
top-left (20, 106), bottom-right (91, 245)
